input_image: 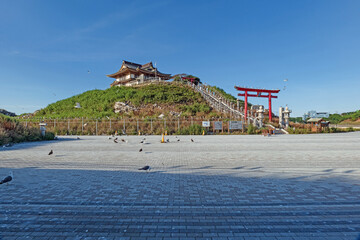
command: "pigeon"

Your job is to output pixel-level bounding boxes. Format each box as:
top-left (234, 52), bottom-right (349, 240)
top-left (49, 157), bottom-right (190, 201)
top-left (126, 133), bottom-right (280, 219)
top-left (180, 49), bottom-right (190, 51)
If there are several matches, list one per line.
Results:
top-left (0, 171), bottom-right (13, 185)
top-left (139, 148), bottom-right (143, 152)
top-left (191, 139), bottom-right (194, 142)
top-left (138, 166), bottom-right (151, 171)
top-left (108, 137), bottom-right (112, 140)
top-left (140, 140), bottom-right (144, 144)
top-left (177, 139), bottom-right (180, 142)
top-left (114, 137), bottom-right (118, 141)
top-left (114, 139), bottom-right (118, 143)
top-left (48, 150), bottom-right (53, 155)
top-left (166, 139), bottom-right (170, 143)
top-left (77, 137), bottom-right (80, 140)
top-left (142, 138), bottom-right (146, 141)
top-left (121, 139), bottom-right (126, 142)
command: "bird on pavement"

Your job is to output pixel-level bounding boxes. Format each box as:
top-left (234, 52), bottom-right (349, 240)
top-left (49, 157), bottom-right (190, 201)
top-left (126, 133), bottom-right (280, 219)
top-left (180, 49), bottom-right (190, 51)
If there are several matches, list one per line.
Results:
top-left (191, 139), bottom-right (194, 142)
top-left (77, 137), bottom-right (80, 140)
top-left (0, 171), bottom-right (13, 185)
top-left (138, 166), bottom-right (151, 172)
top-left (140, 140), bottom-right (144, 144)
top-left (121, 139), bottom-right (126, 142)
top-left (139, 148), bottom-right (143, 152)
top-left (48, 150), bottom-right (53, 155)
top-left (177, 139), bottom-right (180, 142)
top-left (114, 139), bottom-right (118, 143)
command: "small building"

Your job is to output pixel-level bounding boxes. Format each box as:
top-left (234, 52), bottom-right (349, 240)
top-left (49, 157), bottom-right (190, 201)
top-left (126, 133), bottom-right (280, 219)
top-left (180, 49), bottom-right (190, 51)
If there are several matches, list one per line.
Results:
top-left (303, 110), bottom-right (329, 121)
top-left (107, 60), bottom-right (172, 87)
top-left (307, 118), bottom-right (330, 132)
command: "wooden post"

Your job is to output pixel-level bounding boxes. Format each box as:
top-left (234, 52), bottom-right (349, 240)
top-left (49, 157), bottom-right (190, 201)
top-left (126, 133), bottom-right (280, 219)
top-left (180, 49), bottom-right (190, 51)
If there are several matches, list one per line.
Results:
top-left (178, 118), bottom-right (180, 131)
top-left (150, 118), bottom-right (153, 133)
top-left (123, 119), bottom-right (126, 132)
top-left (81, 117), bottom-right (84, 134)
top-left (96, 119), bottom-right (98, 135)
top-left (110, 119), bottom-right (112, 131)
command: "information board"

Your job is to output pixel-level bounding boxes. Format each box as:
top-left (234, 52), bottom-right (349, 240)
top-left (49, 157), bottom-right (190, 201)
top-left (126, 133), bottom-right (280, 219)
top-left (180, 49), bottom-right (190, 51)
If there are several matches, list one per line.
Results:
top-left (213, 121), bottom-right (223, 130)
top-left (229, 121), bottom-right (243, 130)
top-left (202, 121), bottom-right (210, 127)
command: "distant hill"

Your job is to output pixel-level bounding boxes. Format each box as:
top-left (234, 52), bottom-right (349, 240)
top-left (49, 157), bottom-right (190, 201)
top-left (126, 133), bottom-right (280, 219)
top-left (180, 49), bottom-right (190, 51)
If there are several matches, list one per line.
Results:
top-left (33, 82), bottom-right (242, 119)
top-left (0, 109), bottom-right (16, 117)
top-left (325, 110), bottom-right (360, 124)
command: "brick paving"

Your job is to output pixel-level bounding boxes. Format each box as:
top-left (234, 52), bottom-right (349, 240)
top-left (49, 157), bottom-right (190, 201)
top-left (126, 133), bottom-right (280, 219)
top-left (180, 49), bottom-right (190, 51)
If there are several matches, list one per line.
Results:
top-left (1, 133), bottom-right (360, 239)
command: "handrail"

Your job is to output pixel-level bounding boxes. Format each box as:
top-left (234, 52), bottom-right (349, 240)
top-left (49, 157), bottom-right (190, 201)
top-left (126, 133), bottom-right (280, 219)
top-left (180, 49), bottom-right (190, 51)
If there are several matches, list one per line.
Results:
top-left (188, 82), bottom-right (257, 124)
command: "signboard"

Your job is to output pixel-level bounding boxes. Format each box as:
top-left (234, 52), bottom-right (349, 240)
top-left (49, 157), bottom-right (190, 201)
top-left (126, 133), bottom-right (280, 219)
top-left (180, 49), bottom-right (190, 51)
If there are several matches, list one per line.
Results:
top-left (229, 121), bottom-right (242, 130)
top-left (202, 121), bottom-right (210, 127)
top-left (213, 121), bottom-right (223, 130)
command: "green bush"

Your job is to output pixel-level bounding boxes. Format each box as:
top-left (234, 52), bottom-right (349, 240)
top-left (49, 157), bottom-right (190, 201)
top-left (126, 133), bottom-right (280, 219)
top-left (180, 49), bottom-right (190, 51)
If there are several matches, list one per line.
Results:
top-left (0, 114), bottom-right (55, 145)
top-left (176, 124), bottom-right (206, 135)
top-left (247, 124), bottom-right (256, 134)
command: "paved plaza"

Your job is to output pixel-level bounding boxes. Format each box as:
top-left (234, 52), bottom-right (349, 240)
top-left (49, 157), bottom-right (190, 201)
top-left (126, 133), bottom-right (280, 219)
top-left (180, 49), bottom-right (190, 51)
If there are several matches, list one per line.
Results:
top-left (1, 132), bottom-right (360, 240)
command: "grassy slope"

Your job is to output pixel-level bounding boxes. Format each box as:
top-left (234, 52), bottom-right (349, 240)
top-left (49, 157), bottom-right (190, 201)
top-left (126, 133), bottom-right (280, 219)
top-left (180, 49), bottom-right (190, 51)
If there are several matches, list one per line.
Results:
top-left (34, 83), bottom-right (219, 118)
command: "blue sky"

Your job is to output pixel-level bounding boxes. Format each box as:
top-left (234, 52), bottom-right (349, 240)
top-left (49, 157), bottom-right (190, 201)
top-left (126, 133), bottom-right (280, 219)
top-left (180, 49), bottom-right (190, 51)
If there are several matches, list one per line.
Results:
top-left (1, 0), bottom-right (360, 117)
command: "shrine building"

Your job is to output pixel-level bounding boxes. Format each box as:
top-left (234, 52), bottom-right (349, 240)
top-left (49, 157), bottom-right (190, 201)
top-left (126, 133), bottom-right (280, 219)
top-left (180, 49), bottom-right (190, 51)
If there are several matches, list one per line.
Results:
top-left (107, 60), bottom-right (172, 87)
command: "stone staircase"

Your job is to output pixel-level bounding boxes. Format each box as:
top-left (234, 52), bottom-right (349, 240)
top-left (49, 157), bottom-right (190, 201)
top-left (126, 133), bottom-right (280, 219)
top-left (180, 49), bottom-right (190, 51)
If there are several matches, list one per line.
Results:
top-left (188, 82), bottom-right (259, 126)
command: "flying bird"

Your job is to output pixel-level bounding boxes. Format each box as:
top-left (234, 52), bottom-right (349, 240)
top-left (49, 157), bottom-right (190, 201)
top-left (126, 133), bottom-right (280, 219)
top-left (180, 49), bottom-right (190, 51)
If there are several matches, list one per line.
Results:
top-left (0, 171), bottom-right (13, 185)
top-left (139, 148), bottom-right (143, 152)
top-left (138, 166), bottom-right (151, 171)
top-left (48, 150), bottom-right (53, 155)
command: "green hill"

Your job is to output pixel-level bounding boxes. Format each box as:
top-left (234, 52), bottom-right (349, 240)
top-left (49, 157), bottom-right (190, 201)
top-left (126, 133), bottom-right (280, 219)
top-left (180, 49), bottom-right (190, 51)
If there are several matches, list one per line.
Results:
top-left (325, 110), bottom-right (360, 124)
top-left (33, 82), bottom-right (239, 119)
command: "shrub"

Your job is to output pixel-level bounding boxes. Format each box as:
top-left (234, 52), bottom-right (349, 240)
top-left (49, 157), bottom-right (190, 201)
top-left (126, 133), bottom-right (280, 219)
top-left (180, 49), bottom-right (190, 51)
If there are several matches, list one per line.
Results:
top-left (0, 114), bottom-right (55, 145)
top-left (176, 124), bottom-right (206, 135)
top-left (247, 124), bottom-right (256, 134)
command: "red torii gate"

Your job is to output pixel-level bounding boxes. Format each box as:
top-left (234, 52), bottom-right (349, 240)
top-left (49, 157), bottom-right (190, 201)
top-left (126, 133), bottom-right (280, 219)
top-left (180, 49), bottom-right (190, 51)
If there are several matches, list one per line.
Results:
top-left (234, 86), bottom-right (280, 122)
